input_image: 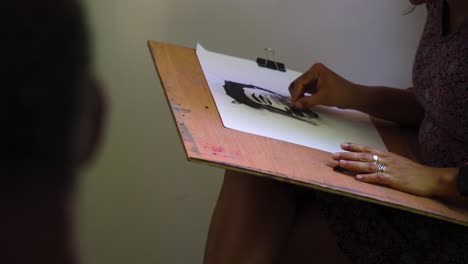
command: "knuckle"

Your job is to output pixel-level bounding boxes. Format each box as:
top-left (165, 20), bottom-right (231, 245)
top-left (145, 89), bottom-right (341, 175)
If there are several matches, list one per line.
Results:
top-left (340, 160), bottom-right (349, 168)
top-left (367, 176), bottom-right (378, 183)
top-left (359, 153), bottom-right (369, 162)
top-left (310, 63), bottom-right (325, 73)
top-left (314, 62), bottom-right (325, 69)
top-left (363, 147), bottom-right (373, 153)
top-left (300, 98), bottom-right (312, 107)
top-left (367, 163), bottom-right (376, 172)
top-left (377, 173), bottom-right (390, 184)
top-left (376, 173), bottom-right (385, 180)
top-left (362, 175), bottom-right (374, 183)
top-left (340, 153), bottom-right (349, 160)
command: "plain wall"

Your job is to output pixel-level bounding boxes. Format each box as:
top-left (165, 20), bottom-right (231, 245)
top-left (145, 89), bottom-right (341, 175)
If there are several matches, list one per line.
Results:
top-left (79, 0), bottom-right (427, 263)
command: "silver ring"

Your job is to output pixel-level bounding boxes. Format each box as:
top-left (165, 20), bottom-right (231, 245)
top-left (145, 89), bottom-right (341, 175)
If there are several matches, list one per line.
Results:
top-left (377, 163), bottom-right (386, 173)
top-left (372, 155), bottom-right (379, 164)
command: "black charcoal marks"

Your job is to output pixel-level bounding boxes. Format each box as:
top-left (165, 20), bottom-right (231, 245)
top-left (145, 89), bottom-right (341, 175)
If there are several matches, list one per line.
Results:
top-left (223, 81), bottom-right (319, 125)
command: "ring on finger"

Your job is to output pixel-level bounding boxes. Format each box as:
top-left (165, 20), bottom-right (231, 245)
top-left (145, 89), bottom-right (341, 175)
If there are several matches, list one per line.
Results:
top-left (377, 163), bottom-right (386, 173)
top-left (372, 154), bottom-right (379, 164)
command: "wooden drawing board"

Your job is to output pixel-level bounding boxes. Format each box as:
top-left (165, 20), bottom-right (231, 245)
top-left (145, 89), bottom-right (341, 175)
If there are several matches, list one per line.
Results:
top-left (148, 41), bottom-right (468, 226)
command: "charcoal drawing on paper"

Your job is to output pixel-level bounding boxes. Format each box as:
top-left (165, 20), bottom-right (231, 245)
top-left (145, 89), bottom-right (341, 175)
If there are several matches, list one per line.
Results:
top-left (224, 81), bottom-right (320, 126)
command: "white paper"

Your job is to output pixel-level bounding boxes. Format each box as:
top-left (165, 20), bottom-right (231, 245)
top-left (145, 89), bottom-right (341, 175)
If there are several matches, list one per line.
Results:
top-left (196, 44), bottom-right (387, 153)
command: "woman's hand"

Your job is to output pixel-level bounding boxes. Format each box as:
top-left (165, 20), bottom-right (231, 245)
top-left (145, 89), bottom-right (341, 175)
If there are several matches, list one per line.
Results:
top-left (288, 63), bottom-right (357, 110)
top-left (331, 143), bottom-right (460, 198)
top-left (288, 64), bottom-right (424, 126)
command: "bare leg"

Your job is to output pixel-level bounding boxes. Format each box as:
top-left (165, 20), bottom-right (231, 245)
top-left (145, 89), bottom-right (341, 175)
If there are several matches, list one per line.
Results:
top-left (204, 170), bottom-right (298, 264)
top-left (278, 195), bottom-right (350, 264)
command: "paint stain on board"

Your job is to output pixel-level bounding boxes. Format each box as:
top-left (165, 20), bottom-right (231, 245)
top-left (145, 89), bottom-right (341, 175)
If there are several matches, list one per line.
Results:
top-left (202, 145), bottom-right (241, 159)
top-left (171, 101), bottom-right (192, 114)
top-left (191, 146), bottom-right (200, 155)
top-left (203, 144), bottom-right (223, 155)
top-left (211, 146), bottom-right (224, 153)
top-left (177, 121), bottom-right (200, 155)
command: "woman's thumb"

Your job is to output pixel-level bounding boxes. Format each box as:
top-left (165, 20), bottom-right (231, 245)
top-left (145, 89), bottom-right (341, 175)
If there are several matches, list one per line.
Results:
top-left (293, 94), bottom-right (321, 110)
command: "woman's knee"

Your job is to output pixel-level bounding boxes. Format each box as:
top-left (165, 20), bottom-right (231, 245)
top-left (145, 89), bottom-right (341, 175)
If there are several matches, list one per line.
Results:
top-left (222, 170), bottom-right (295, 198)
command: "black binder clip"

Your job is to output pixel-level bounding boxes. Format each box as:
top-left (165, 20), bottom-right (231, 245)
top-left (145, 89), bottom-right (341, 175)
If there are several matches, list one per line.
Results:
top-left (256, 48), bottom-right (286, 72)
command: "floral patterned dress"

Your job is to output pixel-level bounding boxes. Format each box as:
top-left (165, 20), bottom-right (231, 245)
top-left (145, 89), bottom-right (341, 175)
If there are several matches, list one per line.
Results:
top-left (316, 1), bottom-right (468, 263)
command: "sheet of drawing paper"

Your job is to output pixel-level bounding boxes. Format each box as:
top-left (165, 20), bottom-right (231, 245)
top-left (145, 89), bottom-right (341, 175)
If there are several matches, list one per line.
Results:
top-left (196, 44), bottom-right (387, 153)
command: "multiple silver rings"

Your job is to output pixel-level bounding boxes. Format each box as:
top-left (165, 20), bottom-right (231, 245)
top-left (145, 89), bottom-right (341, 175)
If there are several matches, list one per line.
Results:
top-left (372, 155), bottom-right (386, 173)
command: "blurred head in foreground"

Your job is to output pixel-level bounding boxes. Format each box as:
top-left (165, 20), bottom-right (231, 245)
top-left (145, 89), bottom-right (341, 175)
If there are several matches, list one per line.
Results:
top-left (2, 0), bottom-right (105, 263)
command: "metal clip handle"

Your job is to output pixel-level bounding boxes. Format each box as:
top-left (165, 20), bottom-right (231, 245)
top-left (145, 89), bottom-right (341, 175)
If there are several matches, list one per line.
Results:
top-left (264, 48), bottom-right (280, 71)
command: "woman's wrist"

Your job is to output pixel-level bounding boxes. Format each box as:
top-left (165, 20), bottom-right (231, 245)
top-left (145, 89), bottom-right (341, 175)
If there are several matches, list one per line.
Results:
top-left (338, 83), bottom-right (367, 110)
top-left (339, 84), bottom-right (424, 126)
top-left (433, 167), bottom-right (461, 199)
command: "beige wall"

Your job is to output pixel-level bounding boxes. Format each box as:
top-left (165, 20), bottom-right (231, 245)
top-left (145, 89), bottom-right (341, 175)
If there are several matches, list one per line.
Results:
top-left (79, 0), bottom-right (426, 263)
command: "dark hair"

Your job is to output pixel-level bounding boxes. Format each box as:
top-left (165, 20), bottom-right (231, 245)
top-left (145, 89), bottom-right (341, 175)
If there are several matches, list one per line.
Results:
top-left (223, 81), bottom-right (319, 123)
top-left (224, 81), bottom-right (286, 109)
top-left (3, 0), bottom-right (90, 187)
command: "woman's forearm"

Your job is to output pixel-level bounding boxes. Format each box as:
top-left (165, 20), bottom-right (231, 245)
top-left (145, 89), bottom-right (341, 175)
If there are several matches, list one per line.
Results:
top-left (345, 84), bottom-right (425, 127)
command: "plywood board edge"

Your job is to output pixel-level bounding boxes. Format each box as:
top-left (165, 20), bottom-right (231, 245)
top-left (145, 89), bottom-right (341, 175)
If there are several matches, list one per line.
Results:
top-left (147, 41), bottom-right (192, 159)
top-left (188, 157), bottom-right (467, 227)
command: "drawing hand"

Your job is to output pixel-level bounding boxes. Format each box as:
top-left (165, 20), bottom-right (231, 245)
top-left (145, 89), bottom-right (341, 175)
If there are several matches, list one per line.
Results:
top-left (331, 143), bottom-right (458, 198)
top-left (288, 63), bottom-right (356, 110)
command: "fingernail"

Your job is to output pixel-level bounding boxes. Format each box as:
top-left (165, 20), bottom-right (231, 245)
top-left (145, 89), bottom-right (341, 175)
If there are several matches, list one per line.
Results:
top-left (356, 175), bottom-right (363, 180)
top-left (341, 143), bottom-right (350, 149)
top-left (339, 160), bottom-right (347, 166)
top-left (332, 153), bottom-right (340, 159)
